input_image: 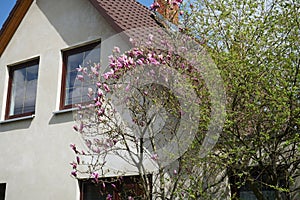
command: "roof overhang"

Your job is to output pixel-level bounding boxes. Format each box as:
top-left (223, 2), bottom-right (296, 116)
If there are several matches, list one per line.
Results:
top-left (0, 0), bottom-right (34, 57)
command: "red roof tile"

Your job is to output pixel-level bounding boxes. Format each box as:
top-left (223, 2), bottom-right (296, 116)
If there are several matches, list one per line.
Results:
top-left (89, 0), bottom-right (160, 32)
top-left (88, 0), bottom-right (164, 41)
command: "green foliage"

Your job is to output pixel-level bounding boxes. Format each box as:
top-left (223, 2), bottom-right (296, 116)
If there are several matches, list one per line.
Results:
top-left (181, 0), bottom-right (300, 199)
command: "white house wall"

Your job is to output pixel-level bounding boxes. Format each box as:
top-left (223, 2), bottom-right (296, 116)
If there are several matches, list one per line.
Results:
top-left (0, 0), bottom-right (126, 199)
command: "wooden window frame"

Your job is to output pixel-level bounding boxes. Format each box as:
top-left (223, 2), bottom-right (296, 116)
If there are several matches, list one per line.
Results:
top-left (5, 59), bottom-right (39, 120)
top-left (79, 175), bottom-right (152, 200)
top-left (60, 41), bottom-right (100, 110)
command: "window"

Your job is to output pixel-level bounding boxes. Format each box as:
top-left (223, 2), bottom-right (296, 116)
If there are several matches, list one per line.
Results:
top-left (79, 175), bottom-right (152, 200)
top-left (229, 166), bottom-right (288, 200)
top-left (61, 41), bottom-right (100, 110)
top-left (0, 183), bottom-right (6, 200)
top-left (5, 59), bottom-right (39, 119)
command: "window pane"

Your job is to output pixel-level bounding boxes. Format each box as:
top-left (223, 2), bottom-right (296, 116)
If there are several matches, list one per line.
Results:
top-left (84, 46), bottom-right (100, 64)
top-left (8, 62), bottom-right (39, 117)
top-left (0, 183), bottom-right (6, 200)
top-left (63, 42), bottom-right (100, 108)
top-left (80, 175), bottom-right (151, 200)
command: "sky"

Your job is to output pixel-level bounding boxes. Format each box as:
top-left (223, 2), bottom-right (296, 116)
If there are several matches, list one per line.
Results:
top-left (0, 0), bottom-right (153, 29)
top-left (0, 0), bottom-right (17, 28)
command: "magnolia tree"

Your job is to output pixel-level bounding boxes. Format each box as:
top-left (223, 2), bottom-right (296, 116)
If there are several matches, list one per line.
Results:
top-left (68, 1), bottom-right (227, 200)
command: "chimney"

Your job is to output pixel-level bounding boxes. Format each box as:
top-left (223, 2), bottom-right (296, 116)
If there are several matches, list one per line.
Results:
top-left (155, 0), bottom-right (179, 24)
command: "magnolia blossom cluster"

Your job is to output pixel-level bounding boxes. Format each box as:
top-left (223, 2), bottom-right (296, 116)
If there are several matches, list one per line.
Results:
top-left (69, 29), bottom-right (202, 199)
top-left (150, 0), bottom-right (184, 10)
top-left (71, 32), bottom-right (198, 167)
top-left (150, 0), bottom-right (184, 16)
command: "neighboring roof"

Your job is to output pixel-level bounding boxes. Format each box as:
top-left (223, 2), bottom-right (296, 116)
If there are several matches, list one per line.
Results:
top-left (0, 0), bottom-right (161, 57)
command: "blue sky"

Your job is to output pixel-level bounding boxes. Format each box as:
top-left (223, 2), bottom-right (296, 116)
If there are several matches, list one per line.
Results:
top-left (0, 0), bottom-right (17, 28)
top-left (0, 0), bottom-right (153, 29)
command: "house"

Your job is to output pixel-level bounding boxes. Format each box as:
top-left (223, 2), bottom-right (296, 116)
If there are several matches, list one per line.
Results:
top-left (0, 0), bottom-right (164, 199)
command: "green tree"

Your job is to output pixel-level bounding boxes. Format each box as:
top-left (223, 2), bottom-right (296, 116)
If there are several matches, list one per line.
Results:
top-left (182, 0), bottom-right (300, 199)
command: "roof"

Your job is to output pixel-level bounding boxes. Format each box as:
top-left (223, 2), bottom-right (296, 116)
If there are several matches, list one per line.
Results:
top-left (0, 0), bottom-right (33, 57)
top-left (0, 0), bottom-right (161, 57)
top-left (89, 0), bottom-right (159, 32)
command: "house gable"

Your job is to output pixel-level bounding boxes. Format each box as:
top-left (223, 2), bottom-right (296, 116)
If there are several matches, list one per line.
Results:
top-left (0, 0), bottom-right (160, 58)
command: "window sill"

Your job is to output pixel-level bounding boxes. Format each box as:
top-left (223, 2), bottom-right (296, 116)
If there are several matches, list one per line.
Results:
top-left (0, 115), bottom-right (35, 124)
top-left (52, 107), bottom-right (78, 115)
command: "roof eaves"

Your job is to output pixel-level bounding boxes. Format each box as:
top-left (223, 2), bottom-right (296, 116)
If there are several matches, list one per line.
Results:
top-left (0, 0), bottom-right (34, 57)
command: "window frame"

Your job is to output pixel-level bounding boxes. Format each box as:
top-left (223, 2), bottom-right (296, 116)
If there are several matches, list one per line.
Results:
top-left (5, 58), bottom-right (39, 120)
top-left (60, 41), bottom-right (101, 110)
top-left (79, 175), bottom-right (152, 200)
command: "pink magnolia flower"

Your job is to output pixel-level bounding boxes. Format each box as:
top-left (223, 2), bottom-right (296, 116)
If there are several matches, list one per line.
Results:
top-left (95, 101), bottom-right (102, 107)
top-left (180, 10), bottom-right (184, 15)
top-left (106, 194), bottom-right (112, 200)
top-left (97, 108), bottom-right (105, 116)
top-left (132, 49), bottom-right (143, 56)
top-left (148, 34), bottom-right (154, 41)
top-left (85, 139), bottom-right (92, 148)
top-left (94, 63), bottom-right (101, 70)
top-left (113, 138), bottom-right (118, 145)
top-left (151, 153), bottom-right (158, 161)
top-left (71, 170), bottom-right (77, 177)
top-left (136, 59), bottom-right (144, 65)
top-left (173, 169), bottom-right (178, 175)
top-left (76, 104), bottom-right (82, 110)
top-left (128, 56), bottom-right (134, 66)
top-left (150, 2), bottom-right (160, 10)
top-left (70, 144), bottom-right (78, 154)
top-left (77, 75), bottom-right (84, 81)
top-left (91, 66), bottom-right (99, 76)
top-left (149, 57), bottom-right (160, 65)
top-left (103, 70), bottom-right (114, 80)
top-left (70, 162), bottom-right (77, 169)
top-left (103, 84), bottom-right (110, 92)
top-left (128, 196), bottom-right (134, 200)
top-left (91, 172), bottom-right (99, 183)
top-left (91, 146), bottom-right (101, 153)
top-left (113, 46), bottom-right (120, 53)
top-left (172, 1), bottom-right (179, 6)
top-left (158, 54), bottom-right (164, 60)
top-left (76, 65), bottom-right (87, 74)
top-left (108, 55), bottom-right (114, 61)
top-left (179, 109), bottom-right (185, 116)
top-left (125, 83), bottom-right (130, 92)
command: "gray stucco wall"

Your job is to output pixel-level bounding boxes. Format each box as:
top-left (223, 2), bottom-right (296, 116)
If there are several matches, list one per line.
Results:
top-left (0, 0), bottom-right (119, 199)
